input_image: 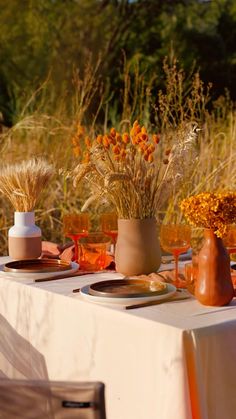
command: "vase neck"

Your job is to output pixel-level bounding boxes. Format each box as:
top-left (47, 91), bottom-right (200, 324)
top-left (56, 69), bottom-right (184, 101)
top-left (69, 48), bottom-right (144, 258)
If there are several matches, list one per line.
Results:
top-left (203, 228), bottom-right (221, 241)
top-left (14, 211), bottom-right (35, 226)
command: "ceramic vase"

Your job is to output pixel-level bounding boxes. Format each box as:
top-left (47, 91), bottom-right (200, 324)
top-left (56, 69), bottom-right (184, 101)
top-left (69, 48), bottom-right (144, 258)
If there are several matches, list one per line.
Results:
top-left (195, 229), bottom-right (234, 306)
top-left (8, 211), bottom-right (42, 260)
top-left (115, 218), bottom-right (161, 276)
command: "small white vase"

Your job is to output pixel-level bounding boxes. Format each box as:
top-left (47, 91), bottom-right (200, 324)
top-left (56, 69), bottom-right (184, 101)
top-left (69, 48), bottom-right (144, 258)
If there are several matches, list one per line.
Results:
top-left (8, 211), bottom-right (42, 260)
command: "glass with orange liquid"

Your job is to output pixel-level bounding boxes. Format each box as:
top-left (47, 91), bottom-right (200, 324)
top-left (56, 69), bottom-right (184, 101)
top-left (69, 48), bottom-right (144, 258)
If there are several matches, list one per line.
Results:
top-left (100, 212), bottom-right (118, 253)
top-left (223, 225), bottom-right (236, 259)
top-left (79, 232), bottom-right (111, 271)
top-left (160, 224), bottom-right (191, 287)
top-left (63, 213), bottom-right (89, 263)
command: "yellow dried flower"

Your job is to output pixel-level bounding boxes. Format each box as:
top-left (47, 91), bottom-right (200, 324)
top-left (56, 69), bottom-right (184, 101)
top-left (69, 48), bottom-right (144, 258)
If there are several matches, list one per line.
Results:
top-left (180, 192), bottom-right (236, 237)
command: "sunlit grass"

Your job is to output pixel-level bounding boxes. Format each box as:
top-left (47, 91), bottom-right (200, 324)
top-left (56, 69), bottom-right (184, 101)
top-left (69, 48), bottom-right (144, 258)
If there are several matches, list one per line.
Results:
top-left (0, 57), bottom-right (235, 254)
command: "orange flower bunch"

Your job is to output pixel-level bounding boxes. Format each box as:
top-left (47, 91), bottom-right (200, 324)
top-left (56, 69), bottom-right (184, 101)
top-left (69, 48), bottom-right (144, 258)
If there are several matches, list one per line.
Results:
top-left (72, 121), bottom-right (199, 219)
top-left (72, 121), bottom-right (166, 166)
top-left (180, 192), bottom-right (236, 237)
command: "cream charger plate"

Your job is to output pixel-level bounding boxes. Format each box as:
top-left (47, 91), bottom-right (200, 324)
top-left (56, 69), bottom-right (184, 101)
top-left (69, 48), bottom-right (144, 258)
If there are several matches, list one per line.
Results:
top-left (0, 261), bottom-right (79, 280)
top-left (79, 283), bottom-right (176, 305)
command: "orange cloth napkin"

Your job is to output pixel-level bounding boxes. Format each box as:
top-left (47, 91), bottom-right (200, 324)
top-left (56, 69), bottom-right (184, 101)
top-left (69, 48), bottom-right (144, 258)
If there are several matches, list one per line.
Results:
top-left (41, 241), bottom-right (114, 269)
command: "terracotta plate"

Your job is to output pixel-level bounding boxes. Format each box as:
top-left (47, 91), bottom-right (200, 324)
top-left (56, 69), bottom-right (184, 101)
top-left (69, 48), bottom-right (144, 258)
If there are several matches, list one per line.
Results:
top-left (4, 259), bottom-right (72, 273)
top-left (89, 278), bottom-right (168, 298)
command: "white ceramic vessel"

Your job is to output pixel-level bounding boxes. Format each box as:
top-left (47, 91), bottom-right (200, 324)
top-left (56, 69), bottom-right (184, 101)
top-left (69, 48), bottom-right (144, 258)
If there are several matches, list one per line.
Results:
top-left (8, 211), bottom-right (42, 260)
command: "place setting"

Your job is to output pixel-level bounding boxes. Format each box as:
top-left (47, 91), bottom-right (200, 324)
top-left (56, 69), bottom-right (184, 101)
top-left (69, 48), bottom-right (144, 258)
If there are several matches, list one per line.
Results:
top-left (75, 277), bottom-right (191, 310)
top-left (0, 258), bottom-right (80, 283)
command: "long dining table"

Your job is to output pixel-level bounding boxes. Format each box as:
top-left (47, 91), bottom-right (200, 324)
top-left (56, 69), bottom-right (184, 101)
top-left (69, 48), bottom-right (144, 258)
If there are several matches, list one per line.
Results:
top-left (1, 255), bottom-right (236, 419)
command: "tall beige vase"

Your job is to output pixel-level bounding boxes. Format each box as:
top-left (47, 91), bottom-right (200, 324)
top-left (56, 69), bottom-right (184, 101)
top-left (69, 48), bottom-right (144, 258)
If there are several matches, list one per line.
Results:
top-left (115, 218), bottom-right (161, 276)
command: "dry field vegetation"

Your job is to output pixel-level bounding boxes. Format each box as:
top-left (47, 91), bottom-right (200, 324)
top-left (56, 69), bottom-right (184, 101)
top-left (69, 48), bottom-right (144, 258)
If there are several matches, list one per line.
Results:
top-left (0, 58), bottom-right (235, 255)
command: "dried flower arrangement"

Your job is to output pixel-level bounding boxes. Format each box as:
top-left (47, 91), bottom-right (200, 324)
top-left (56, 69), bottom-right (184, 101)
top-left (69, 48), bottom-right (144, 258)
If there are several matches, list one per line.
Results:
top-left (71, 121), bottom-right (199, 219)
top-left (180, 192), bottom-right (236, 238)
top-left (0, 158), bottom-right (54, 212)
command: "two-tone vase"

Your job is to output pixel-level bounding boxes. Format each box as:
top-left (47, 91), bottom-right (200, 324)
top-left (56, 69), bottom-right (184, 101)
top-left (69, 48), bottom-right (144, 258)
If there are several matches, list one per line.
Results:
top-left (8, 211), bottom-right (42, 260)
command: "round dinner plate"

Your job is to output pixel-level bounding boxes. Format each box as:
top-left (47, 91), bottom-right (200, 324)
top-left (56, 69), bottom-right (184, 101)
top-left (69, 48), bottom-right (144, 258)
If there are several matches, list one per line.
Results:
top-left (0, 261), bottom-right (79, 280)
top-left (4, 258), bottom-right (72, 273)
top-left (80, 282), bottom-right (176, 305)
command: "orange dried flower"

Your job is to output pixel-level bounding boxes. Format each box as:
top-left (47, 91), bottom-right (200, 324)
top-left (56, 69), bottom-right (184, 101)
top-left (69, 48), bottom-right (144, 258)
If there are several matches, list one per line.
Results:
top-left (148, 144), bottom-right (155, 153)
top-left (122, 133), bottom-right (130, 144)
top-left (82, 152), bottom-right (90, 164)
top-left (76, 124), bottom-right (85, 136)
top-left (110, 128), bottom-right (116, 138)
top-left (120, 149), bottom-right (126, 159)
top-left (71, 136), bottom-right (78, 146)
top-left (130, 121), bottom-right (141, 137)
top-left (103, 135), bottom-right (110, 149)
top-left (85, 136), bottom-right (92, 148)
top-left (139, 143), bottom-right (148, 153)
top-left (109, 135), bottom-right (116, 145)
top-left (112, 144), bottom-right (120, 155)
top-left (96, 135), bottom-right (103, 144)
top-left (140, 133), bottom-right (148, 142)
top-left (73, 146), bottom-right (81, 157)
top-left (116, 133), bottom-right (122, 143)
top-left (152, 134), bottom-right (160, 144)
top-left (141, 126), bottom-right (147, 134)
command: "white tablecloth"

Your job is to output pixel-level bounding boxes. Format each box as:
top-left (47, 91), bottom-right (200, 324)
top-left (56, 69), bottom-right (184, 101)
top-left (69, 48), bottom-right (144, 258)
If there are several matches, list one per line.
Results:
top-left (1, 255), bottom-right (236, 419)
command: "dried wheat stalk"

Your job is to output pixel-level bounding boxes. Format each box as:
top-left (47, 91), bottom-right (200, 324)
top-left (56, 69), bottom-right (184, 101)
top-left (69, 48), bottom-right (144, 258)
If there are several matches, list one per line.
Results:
top-left (0, 158), bottom-right (54, 211)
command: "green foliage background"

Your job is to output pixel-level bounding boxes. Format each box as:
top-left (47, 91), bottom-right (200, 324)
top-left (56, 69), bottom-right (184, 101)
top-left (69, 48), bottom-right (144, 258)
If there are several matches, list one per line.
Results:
top-left (1, 0), bottom-right (236, 125)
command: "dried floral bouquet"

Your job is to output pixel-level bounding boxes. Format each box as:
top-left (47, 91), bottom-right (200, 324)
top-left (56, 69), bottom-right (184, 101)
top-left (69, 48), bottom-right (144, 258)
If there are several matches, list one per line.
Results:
top-left (180, 192), bottom-right (236, 237)
top-left (72, 121), bottom-right (199, 219)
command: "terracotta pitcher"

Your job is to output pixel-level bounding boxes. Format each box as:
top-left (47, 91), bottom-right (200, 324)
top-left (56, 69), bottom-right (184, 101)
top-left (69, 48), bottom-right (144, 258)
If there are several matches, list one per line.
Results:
top-left (115, 218), bottom-right (161, 276)
top-left (195, 229), bottom-right (234, 306)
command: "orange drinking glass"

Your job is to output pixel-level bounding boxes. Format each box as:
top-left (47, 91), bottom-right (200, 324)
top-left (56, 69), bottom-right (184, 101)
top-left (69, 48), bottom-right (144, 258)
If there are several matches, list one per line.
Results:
top-left (79, 232), bottom-right (111, 271)
top-left (160, 224), bottom-right (191, 287)
top-left (223, 225), bottom-right (236, 258)
top-left (100, 212), bottom-right (118, 251)
top-left (63, 213), bottom-right (89, 263)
